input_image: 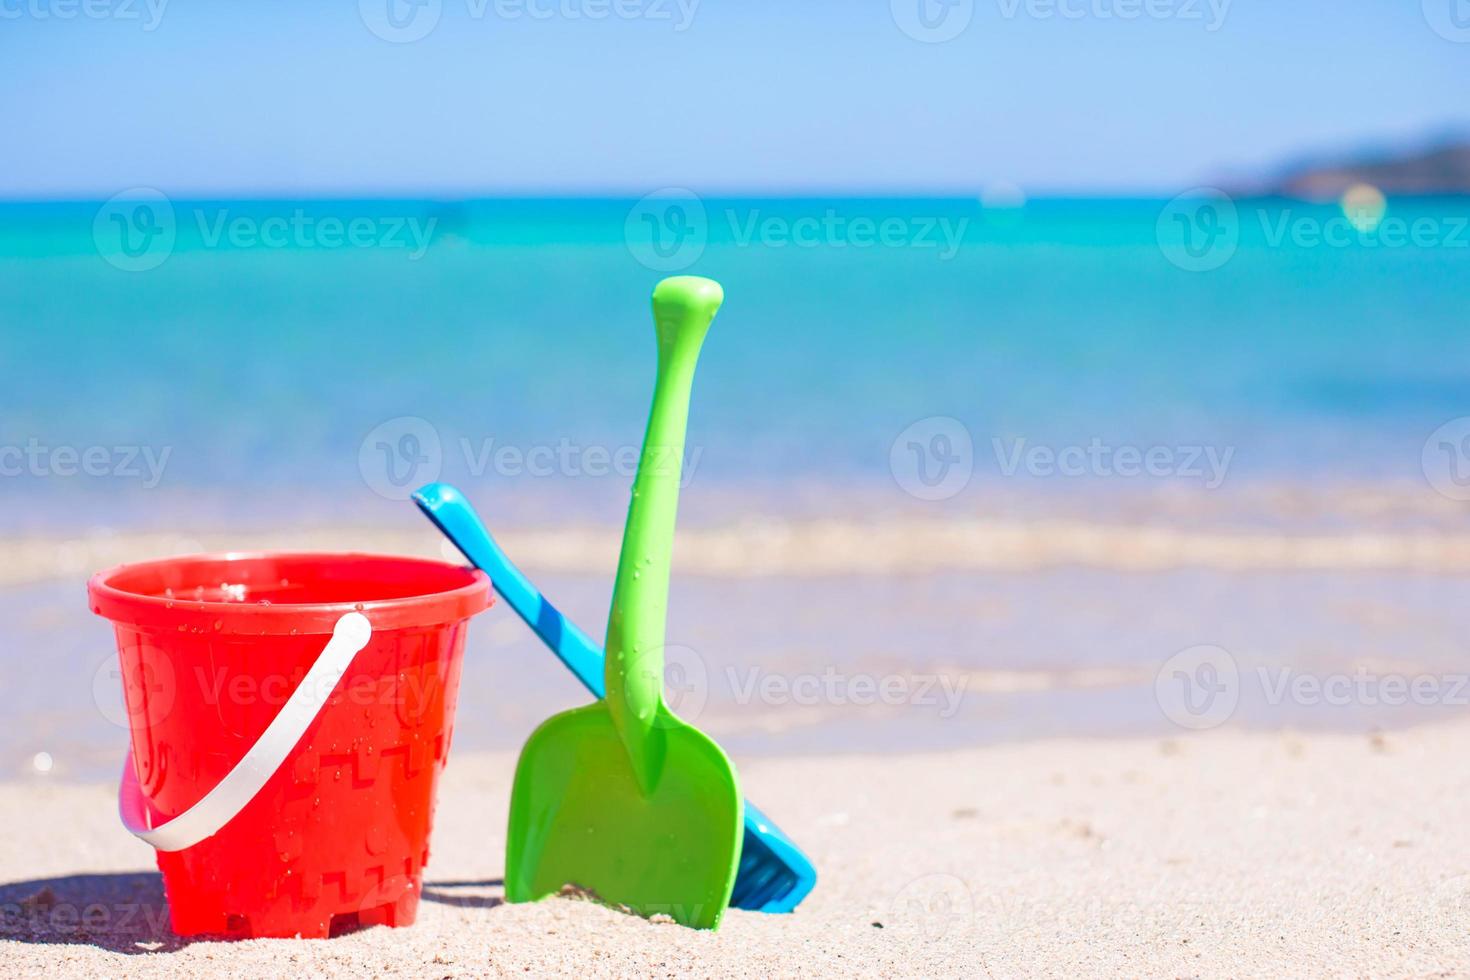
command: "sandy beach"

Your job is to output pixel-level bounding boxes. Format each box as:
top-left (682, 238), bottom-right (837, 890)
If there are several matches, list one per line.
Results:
top-left (5, 721), bottom-right (1470, 977)
top-left (7, 2), bottom-right (1469, 977)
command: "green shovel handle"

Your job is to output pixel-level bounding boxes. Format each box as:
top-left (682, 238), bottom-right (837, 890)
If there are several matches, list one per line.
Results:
top-left (605, 275), bottom-right (723, 794)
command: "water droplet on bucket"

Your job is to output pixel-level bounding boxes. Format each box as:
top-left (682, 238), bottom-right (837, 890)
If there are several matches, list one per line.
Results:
top-left (354, 603), bottom-right (365, 612)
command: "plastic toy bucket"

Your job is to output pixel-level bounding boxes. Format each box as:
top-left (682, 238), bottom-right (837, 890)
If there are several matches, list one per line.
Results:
top-left (88, 552), bottom-right (492, 939)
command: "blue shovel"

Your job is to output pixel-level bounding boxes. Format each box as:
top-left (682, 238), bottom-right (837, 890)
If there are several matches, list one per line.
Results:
top-left (412, 481), bottom-right (817, 913)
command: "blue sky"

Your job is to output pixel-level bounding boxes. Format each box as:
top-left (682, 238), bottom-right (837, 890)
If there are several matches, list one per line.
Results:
top-left (4, 0), bottom-right (1468, 196)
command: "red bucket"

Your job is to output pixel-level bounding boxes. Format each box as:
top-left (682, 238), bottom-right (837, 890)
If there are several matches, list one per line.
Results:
top-left (88, 552), bottom-right (492, 939)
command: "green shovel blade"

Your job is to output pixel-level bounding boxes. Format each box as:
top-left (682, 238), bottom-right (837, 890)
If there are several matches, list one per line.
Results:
top-left (505, 703), bottom-right (742, 928)
top-left (505, 276), bottom-right (742, 929)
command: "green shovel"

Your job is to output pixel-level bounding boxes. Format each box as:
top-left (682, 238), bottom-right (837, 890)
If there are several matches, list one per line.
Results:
top-left (504, 276), bottom-right (743, 929)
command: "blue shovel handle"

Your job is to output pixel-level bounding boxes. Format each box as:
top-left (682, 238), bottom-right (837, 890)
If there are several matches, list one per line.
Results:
top-left (415, 486), bottom-right (608, 699)
top-left (412, 482), bottom-right (816, 913)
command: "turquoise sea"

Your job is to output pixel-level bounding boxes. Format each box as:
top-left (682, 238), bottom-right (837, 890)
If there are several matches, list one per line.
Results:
top-left (2, 196), bottom-right (1469, 530)
top-left (3, 196), bottom-right (1470, 777)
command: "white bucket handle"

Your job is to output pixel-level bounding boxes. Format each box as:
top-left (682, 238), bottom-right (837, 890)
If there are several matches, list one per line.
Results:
top-left (119, 612), bottom-right (373, 853)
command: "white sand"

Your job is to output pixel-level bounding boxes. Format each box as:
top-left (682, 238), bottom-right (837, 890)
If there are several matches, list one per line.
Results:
top-left (5, 723), bottom-right (1470, 978)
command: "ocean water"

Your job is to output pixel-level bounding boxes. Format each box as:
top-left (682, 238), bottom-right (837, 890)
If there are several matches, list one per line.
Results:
top-left (2, 196), bottom-right (1469, 532)
top-left (4, 196), bottom-right (1470, 777)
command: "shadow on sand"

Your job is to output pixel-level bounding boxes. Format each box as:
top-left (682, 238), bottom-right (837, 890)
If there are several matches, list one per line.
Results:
top-left (0, 873), bottom-right (509, 951)
top-left (0, 871), bottom-right (181, 954)
top-left (419, 878), bottom-right (505, 911)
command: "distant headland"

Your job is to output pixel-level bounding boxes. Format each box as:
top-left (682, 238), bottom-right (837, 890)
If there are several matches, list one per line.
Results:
top-left (1256, 139), bottom-right (1470, 199)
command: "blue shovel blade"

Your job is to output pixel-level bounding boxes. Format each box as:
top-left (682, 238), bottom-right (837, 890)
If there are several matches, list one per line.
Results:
top-left (413, 482), bottom-right (817, 913)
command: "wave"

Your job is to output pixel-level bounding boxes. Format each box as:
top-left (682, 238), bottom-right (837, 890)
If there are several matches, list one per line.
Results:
top-left (11, 516), bottom-right (1470, 588)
